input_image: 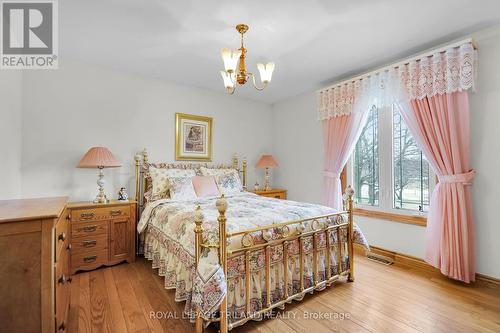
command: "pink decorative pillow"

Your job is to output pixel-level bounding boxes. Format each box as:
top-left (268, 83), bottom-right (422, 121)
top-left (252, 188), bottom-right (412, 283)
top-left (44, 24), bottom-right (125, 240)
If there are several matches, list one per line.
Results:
top-left (192, 176), bottom-right (220, 198)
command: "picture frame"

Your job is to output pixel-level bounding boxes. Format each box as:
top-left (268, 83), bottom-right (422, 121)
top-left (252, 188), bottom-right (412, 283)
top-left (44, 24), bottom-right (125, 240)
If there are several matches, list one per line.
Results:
top-left (175, 113), bottom-right (213, 161)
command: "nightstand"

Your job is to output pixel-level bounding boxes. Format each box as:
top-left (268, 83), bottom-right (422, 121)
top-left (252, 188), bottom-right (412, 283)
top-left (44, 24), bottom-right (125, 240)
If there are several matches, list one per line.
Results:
top-left (248, 188), bottom-right (287, 199)
top-left (67, 200), bottom-right (136, 274)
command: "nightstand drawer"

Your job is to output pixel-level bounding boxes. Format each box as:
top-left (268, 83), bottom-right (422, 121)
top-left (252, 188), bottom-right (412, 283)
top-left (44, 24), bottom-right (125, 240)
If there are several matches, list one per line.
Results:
top-left (72, 220), bottom-right (108, 238)
top-left (72, 234), bottom-right (108, 253)
top-left (261, 192), bottom-right (286, 199)
top-left (71, 249), bottom-right (109, 271)
top-left (249, 189), bottom-right (287, 200)
top-left (71, 206), bottom-right (130, 222)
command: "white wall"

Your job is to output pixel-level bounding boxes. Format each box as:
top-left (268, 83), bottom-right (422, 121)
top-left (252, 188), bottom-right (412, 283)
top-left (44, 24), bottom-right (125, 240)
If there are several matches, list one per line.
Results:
top-left (0, 71), bottom-right (23, 199)
top-left (272, 26), bottom-right (500, 279)
top-left (20, 59), bottom-right (273, 201)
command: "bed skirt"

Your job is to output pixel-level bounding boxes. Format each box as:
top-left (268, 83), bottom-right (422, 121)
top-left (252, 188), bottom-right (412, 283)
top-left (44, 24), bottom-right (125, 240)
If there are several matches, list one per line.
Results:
top-left (143, 224), bottom-right (350, 327)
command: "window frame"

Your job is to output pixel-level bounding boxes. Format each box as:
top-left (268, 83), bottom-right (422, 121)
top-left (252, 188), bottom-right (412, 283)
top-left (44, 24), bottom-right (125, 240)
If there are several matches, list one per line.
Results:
top-left (346, 105), bottom-right (435, 225)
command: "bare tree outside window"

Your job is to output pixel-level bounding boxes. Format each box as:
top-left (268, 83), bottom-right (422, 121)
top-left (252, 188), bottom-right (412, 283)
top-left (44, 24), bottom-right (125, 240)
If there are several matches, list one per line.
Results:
top-left (393, 109), bottom-right (430, 211)
top-left (353, 105), bottom-right (379, 206)
top-left (352, 105), bottom-right (430, 212)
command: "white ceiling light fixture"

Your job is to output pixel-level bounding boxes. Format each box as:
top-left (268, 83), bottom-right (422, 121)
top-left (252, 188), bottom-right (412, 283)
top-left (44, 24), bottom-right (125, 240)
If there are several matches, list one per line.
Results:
top-left (220, 24), bottom-right (275, 95)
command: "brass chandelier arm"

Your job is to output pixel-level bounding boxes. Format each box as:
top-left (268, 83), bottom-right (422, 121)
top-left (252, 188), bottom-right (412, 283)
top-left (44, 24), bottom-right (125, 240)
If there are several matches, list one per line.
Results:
top-left (248, 72), bottom-right (268, 91)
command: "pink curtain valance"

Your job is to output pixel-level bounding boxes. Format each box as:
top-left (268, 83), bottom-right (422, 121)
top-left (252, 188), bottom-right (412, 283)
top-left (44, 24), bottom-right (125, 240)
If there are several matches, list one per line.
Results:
top-left (317, 42), bottom-right (477, 120)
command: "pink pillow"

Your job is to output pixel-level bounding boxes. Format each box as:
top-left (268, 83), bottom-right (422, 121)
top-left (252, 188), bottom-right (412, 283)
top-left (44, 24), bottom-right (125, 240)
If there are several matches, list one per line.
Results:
top-left (192, 176), bottom-right (220, 197)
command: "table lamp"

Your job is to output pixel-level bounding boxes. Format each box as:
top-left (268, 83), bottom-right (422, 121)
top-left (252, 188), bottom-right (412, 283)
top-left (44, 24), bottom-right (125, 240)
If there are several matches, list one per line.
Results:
top-left (256, 155), bottom-right (278, 191)
top-left (77, 147), bottom-right (121, 203)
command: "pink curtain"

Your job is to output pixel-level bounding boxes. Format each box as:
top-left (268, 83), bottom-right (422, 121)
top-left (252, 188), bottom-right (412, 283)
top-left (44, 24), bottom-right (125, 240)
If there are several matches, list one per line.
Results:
top-left (398, 91), bottom-right (475, 283)
top-left (322, 112), bottom-right (367, 210)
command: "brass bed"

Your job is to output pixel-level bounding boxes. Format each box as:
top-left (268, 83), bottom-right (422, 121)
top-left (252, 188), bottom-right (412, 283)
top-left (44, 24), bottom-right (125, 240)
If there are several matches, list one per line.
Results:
top-left (134, 149), bottom-right (355, 333)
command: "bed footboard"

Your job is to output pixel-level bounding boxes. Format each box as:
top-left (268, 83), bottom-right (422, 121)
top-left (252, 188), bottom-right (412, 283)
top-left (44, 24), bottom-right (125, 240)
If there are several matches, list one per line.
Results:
top-left (194, 187), bottom-right (355, 332)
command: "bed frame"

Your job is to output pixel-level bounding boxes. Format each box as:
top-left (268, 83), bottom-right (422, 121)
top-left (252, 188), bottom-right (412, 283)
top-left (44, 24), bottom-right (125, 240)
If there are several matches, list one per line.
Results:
top-left (134, 149), bottom-right (355, 333)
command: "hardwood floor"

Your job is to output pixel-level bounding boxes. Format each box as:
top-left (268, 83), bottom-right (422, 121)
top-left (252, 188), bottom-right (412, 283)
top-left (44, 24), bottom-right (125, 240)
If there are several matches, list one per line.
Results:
top-left (68, 256), bottom-right (500, 333)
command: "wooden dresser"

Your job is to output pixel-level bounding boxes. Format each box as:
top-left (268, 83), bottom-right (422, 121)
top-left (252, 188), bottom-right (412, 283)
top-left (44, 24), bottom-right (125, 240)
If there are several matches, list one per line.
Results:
top-left (67, 200), bottom-right (136, 274)
top-left (248, 188), bottom-right (287, 199)
top-left (0, 197), bottom-right (70, 333)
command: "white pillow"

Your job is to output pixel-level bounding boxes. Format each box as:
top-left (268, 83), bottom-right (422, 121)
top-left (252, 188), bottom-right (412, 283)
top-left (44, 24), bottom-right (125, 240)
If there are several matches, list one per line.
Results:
top-left (200, 167), bottom-right (242, 194)
top-left (149, 167), bottom-right (196, 201)
top-left (167, 176), bottom-right (197, 200)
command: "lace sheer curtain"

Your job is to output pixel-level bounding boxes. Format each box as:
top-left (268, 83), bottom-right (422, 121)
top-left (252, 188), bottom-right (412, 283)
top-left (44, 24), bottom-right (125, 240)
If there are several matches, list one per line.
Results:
top-left (319, 75), bottom-right (386, 210)
top-left (318, 42), bottom-right (478, 282)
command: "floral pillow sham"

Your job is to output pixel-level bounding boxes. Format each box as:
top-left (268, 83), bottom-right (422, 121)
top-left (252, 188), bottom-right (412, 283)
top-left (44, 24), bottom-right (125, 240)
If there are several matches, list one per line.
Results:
top-left (148, 167), bottom-right (196, 201)
top-left (167, 176), bottom-right (197, 200)
top-left (199, 167), bottom-right (243, 195)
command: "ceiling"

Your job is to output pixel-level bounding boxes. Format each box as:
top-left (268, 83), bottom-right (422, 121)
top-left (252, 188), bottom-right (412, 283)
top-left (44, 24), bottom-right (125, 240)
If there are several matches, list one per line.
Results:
top-left (61, 0), bottom-right (500, 104)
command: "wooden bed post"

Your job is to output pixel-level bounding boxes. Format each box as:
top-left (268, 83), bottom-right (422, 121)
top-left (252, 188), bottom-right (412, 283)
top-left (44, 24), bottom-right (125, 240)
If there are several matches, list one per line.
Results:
top-left (194, 206), bottom-right (204, 333)
top-left (216, 195), bottom-right (229, 333)
top-left (346, 185), bottom-right (355, 282)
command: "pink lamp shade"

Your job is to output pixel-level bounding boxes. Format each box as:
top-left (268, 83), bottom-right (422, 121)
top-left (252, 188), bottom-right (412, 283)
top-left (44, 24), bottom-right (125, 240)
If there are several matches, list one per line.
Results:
top-left (256, 155), bottom-right (278, 169)
top-left (77, 147), bottom-right (121, 168)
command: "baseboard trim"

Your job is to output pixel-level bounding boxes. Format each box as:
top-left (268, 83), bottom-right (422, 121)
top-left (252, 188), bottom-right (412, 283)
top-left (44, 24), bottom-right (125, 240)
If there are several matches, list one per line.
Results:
top-left (355, 244), bottom-right (500, 287)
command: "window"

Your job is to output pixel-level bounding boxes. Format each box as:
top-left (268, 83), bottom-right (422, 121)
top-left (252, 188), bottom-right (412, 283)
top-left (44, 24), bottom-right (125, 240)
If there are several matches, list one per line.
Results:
top-left (351, 105), bottom-right (434, 214)
top-left (353, 105), bottom-right (379, 206)
top-left (393, 111), bottom-right (430, 211)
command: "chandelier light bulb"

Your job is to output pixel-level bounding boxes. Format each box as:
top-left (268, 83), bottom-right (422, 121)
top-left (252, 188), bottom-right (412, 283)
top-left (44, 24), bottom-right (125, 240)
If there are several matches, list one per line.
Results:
top-left (220, 70), bottom-right (235, 88)
top-left (221, 48), bottom-right (241, 72)
top-left (257, 62), bottom-right (275, 83)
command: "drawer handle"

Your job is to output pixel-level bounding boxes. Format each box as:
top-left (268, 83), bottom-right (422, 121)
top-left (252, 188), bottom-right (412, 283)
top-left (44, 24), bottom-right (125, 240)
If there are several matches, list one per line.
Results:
top-left (80, 212), bottom-right (95, 220)
top-left (84, 255), bottom-right (97, 263)
top-left (67, 244), bottom-right (72, 251)
top-left (110, 210), bottom-right (122, 216)
top-left (58, 233), bottom-right (66, 241)
top-left (82, 225), bottom-right (98, 232)
top-left (83, 240), bottom-right (97, 248)
top-left (58, 275), bottom-right (67, 284)
top-left (58, 275), bottom-right (71, 284)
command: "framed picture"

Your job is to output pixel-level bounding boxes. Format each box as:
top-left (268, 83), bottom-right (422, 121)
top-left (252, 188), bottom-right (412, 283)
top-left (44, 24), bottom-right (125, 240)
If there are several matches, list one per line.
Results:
top-left (175, 113), bottom-right (213, 161)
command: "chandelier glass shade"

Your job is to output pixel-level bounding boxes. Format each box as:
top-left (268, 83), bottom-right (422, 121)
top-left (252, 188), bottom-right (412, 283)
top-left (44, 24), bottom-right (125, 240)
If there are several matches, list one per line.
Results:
top-left (219, 24), bottom-right (274, 94)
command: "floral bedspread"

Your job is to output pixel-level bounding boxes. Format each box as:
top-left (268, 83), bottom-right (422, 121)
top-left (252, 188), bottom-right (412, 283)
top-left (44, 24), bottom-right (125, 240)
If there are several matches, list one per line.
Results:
top-left (138, 192), bottom-right (368, 320)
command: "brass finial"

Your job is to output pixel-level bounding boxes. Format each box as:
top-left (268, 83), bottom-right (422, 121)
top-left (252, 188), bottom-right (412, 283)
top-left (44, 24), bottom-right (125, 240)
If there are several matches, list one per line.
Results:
top-left (142, 148), bottom-right (149, 163)
top-left (216, 194), bottom-right (228, 215)
top-left (345, 185), bottom-right (355, 198)
top-left (194, 205), bottom-right (204, 232)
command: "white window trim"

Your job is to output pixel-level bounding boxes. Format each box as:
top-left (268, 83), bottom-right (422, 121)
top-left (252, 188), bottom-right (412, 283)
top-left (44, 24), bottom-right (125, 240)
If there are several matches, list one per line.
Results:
top-left (347, 105), bottom-right (435, 218)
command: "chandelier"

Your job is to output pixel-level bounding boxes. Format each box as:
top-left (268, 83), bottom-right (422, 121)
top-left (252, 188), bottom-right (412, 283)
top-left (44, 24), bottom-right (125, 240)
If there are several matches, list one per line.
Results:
top-left (220, 24), bottom-right (275, 94)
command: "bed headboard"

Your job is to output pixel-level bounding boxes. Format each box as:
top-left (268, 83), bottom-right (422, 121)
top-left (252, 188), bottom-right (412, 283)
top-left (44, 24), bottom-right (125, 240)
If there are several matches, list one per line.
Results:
top-left (134, 148), bottom-right (247, 217)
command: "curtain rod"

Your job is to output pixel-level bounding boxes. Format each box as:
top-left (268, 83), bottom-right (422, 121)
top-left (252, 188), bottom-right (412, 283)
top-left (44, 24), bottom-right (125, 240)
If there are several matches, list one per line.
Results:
top-left (317, 37), bottom-right (477, 93)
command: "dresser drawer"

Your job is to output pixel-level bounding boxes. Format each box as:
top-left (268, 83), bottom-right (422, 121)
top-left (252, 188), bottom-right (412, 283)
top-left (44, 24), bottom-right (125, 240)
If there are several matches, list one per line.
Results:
top-left (55, 246), bottom-right (70, 333)
top-left (72, 220), bottom-right (109, 238)
top-left (72, 234), bottom-right (108, 253)
top-left (71, 205), bottom-right (130, 222)
top-left (71, 249), bottom-right (109, 271)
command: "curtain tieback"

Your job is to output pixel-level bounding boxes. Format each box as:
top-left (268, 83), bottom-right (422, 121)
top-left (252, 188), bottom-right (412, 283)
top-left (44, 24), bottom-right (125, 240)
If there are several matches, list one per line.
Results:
top-left (324, 171), bottom-right (341, 179)
top-left (438, 169), bottom-right (476, 185)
